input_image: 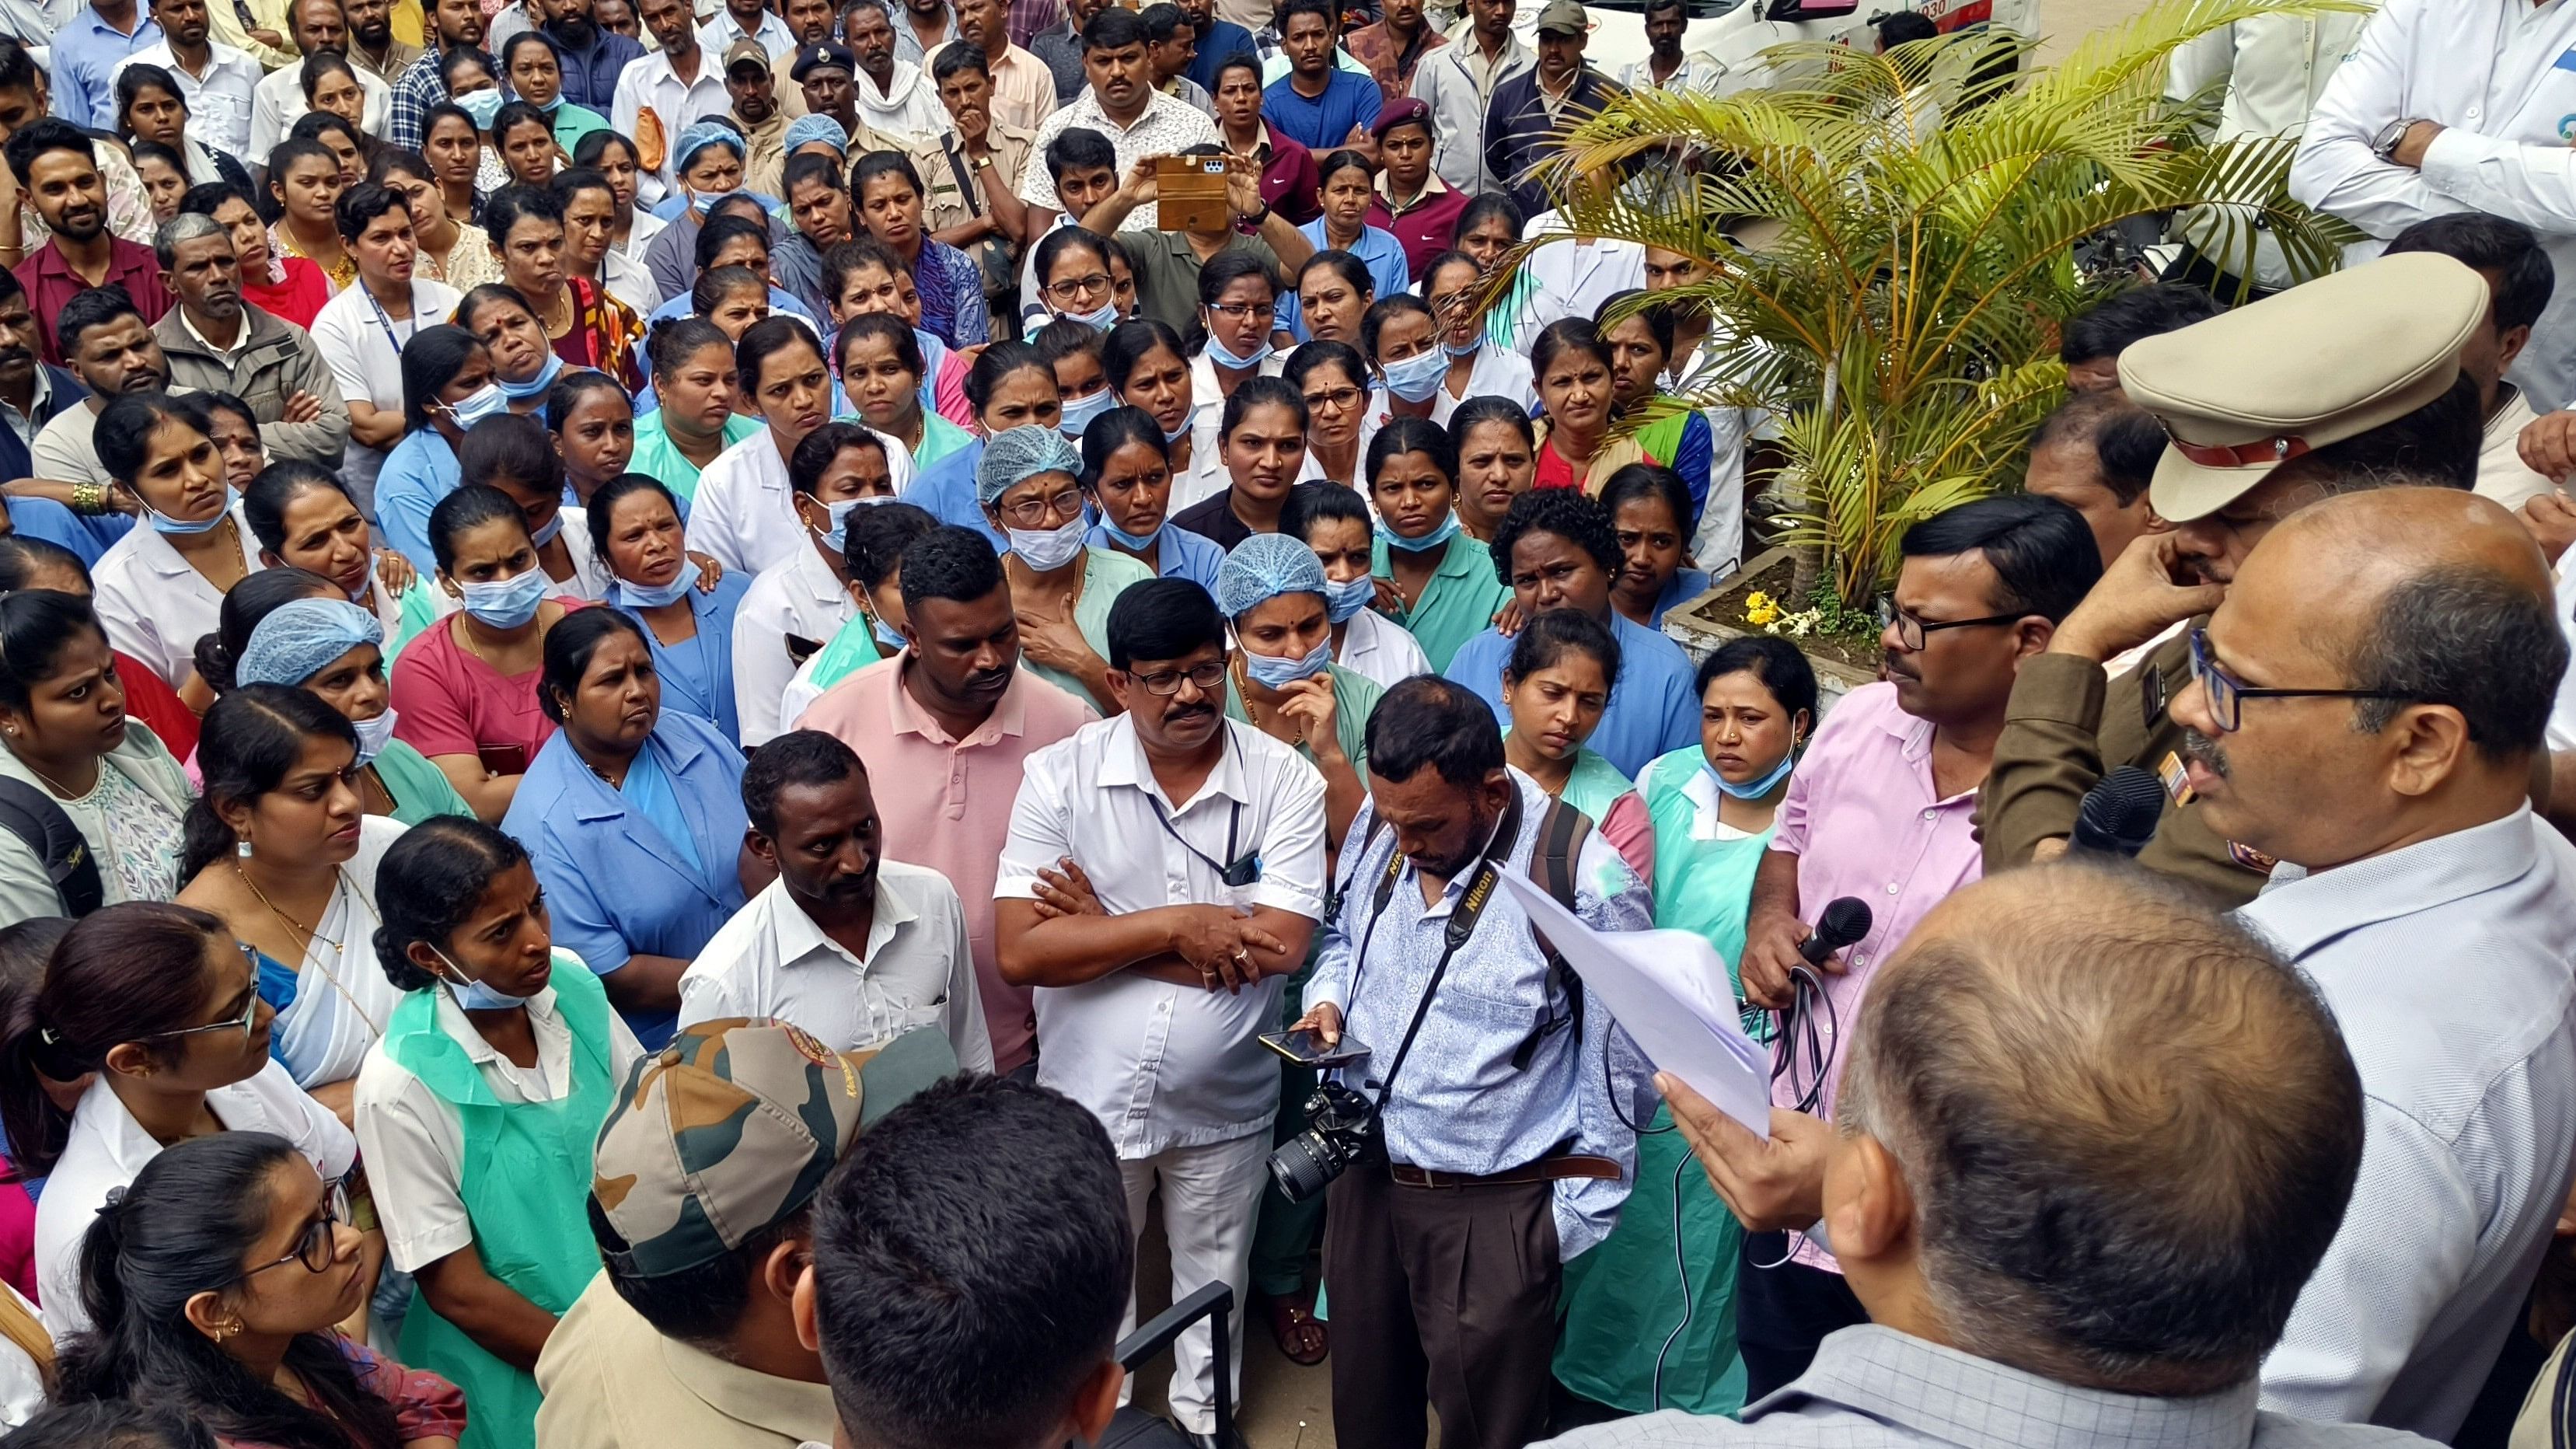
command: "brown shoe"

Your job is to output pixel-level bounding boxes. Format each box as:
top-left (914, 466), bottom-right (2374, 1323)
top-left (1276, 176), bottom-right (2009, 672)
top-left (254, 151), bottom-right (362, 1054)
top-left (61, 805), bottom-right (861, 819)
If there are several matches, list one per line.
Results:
top-left (1266, 1290), bottom-right (1328, 1366)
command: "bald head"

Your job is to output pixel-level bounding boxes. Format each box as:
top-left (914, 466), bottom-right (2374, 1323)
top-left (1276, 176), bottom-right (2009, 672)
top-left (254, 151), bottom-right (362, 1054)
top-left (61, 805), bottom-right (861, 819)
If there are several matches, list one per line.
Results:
top-left (1837, 864), bottom-right (2363, 1398)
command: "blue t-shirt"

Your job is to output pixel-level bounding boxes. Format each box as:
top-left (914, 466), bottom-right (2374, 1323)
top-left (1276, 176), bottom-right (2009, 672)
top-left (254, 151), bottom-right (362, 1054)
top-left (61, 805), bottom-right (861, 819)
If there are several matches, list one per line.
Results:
top-left (1262, 69), bottom-right (1382, 154)
top-left (1086, 521), bottom-right (1226, 590)
top-left (1443, 609), bottom-right (1702, 778)
top-left (1276, 218), bottom-right (1413, 338)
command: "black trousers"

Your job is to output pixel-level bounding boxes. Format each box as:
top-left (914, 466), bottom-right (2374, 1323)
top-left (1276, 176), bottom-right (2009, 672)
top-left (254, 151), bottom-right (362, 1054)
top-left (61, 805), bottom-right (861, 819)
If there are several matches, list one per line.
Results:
top-left (1734, 1232), bottom-right (1869, 1402)
top-left (1323, 1164), bottom-right (1559, 1449)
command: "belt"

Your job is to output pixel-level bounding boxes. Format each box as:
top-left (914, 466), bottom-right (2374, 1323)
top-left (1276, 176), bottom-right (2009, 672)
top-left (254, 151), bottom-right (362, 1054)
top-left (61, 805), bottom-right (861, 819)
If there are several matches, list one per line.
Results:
top-left (1385, 1154), bottom-right (1622, 1190)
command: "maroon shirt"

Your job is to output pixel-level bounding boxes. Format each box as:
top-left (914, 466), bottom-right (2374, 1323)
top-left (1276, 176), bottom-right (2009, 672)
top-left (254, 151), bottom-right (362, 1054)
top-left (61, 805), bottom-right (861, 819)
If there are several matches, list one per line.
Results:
top-left (1369, 180), bottom-right (1471, 278)
top-left (14, 236), bottom-right (173, 366)
top-left (1255, 120), bottom-right (1323, 226)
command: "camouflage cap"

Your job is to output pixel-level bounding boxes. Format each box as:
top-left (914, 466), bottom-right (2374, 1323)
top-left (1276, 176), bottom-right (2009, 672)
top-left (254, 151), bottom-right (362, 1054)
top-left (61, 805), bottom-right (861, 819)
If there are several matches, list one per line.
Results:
top-left (592, 1019), bottom-right (958, 1278)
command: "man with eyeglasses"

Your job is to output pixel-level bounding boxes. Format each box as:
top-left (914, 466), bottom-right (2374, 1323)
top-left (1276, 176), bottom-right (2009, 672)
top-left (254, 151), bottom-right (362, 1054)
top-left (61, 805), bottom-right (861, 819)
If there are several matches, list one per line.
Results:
top-left (1981, 252), bottom-right (2492, 908)
top-left (1080, 141), bottom-right (1311, 338)
top-left (995, 577), bottom-right (1328, 1449)
top-left (2163, 485), bottom-right (2576, 1442)
top-left (1724, 491), bottom-right (2099, 1399)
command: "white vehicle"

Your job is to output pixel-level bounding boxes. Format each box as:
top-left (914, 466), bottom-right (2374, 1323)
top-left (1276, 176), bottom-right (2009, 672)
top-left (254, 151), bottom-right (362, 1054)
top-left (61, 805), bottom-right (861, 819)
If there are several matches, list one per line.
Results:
top-left (1511, 0), bottom-right (2037, 95)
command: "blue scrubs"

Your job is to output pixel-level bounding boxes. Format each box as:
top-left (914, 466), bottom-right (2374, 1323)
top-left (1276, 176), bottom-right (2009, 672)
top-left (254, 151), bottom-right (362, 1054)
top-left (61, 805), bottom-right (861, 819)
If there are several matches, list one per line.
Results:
top-left (5, 494), bottom-right (128, 566)
top-left (907, 440), bottom-right (1011, 550)
top-left (609, 570), bottom-right (752, 742)
top-left (1086, 522), bottom-right (1225, 590)
top-left (375, 430), bottom-right (461, 574)
top-left (1274, 219), bottom-right (1412, 340)
top-left (500, 708), bottom-right (749, 1047)
top-left (1443, 610), bottom-right (1702, 778)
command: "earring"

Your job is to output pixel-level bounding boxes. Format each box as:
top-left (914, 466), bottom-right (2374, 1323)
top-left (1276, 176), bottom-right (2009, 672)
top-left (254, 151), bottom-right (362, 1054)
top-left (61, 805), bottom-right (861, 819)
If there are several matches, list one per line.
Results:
top-left (236, 837), bottom-right (253, 859)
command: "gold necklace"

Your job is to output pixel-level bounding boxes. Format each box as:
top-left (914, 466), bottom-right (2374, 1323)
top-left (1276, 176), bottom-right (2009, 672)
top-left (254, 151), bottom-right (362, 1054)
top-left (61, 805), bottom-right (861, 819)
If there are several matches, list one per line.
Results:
top-left (542, 285), bottom-right (575, 338)
top-left (236, 864), bottom-right (386, 1039)
top-left (1230, 656), bottom-right (1305, 745)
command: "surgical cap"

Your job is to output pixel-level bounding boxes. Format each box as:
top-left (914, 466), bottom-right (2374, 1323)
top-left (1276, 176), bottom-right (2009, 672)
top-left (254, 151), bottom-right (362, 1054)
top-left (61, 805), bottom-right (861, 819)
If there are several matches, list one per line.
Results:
top-left (784, 113), bottom-right (848, 156)
top-left (236, 599), bottom-right (385, 689)
top-left (975, 426), bottom-right (1084, 508)
top-left (455, 88), bottom-right (504, 129)
top-left (1213, 532), bottom-right (1328, 618)
top-left (673, 120), bottom-right (748, 177)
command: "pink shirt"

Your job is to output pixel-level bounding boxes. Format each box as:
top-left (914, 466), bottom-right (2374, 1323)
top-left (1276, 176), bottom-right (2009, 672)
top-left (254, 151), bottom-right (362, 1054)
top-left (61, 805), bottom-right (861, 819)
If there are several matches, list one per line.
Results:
top-left (1764, 681), bottom-right (1982, 1269)
top-left (794, 656), bottom-right (1096, 1074)
top-left (389, 602), bottom-right (589, 776)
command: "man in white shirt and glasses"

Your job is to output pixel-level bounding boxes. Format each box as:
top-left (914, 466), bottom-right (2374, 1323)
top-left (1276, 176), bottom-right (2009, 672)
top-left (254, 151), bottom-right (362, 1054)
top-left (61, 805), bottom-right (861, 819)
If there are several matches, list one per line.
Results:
top-left (996, 576), bottom-right (1328, 1449)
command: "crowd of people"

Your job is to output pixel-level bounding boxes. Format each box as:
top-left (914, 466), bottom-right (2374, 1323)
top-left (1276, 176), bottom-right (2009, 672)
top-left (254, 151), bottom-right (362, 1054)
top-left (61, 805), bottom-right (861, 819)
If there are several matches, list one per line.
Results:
top-left (0, 0), bottom-right (2546, 1447)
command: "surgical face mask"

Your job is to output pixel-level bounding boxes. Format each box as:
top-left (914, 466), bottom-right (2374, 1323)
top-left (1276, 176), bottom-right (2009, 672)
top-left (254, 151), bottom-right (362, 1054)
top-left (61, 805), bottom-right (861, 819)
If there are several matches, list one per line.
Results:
top-left (808, 494), bottom-right (881, 539)
top-left (433, 945), bottom-right (532, 1010)
top-left (1061, 299), bottom-right (1119, 331)
top-left (1378, 510), bottom-right (1460, 553)
top-left (1203, 333), bottom-right (1272, 371)
top-left (1321, 572), bottom-right (1373, 623)
top-left (616, 557), bottom-right (700, 609)
top-left (1710, 749), bottom-right (1796, 801)
top-left (1243, 635), bottom-right (1333, 690)
top-left (1443, 334), bottom-right (1483, 359)
top-left (1006, 515), bottom-right (1088, 572)
top-left (143, 492), bottom-right (231, 536)
top-left (445, 382), bottom-right (510, 428)
top-left (456, 564), bottom-right (550, 628)
top-left (530, 511), bottom-right (564, 546)
top-left (1380, 348), bottom-right (1448, 403)
top-left (1096, 515), bottom-right (1160, 550)
top-left (1059, 386), bottom-right (1117, 438)
top-left (1162, 418), bottom-right (1192, 445)
top-left (349, 707), bottom-right (400, 766)
top-left (871, 613), bottom-right (908, 650)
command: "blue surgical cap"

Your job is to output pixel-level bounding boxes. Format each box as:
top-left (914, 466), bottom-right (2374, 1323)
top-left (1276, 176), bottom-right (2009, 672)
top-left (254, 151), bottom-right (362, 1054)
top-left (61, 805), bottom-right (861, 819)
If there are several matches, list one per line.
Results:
top-left (236, 599), bottom-right (385, 689)
top-left (976, 426), bottom-right (1084, 508)
top-left (673, 120), bottom-right (747, 178)
top-left (1214, 532), bottom-right (1328, 618)
top-left (784, 113), bottom-right (848, 155)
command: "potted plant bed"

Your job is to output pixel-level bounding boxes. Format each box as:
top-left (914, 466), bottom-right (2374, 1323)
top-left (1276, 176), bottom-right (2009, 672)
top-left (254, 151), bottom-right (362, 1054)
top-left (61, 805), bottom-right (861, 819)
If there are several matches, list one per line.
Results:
top-left (1662, 546), bottom-right (1881, 716)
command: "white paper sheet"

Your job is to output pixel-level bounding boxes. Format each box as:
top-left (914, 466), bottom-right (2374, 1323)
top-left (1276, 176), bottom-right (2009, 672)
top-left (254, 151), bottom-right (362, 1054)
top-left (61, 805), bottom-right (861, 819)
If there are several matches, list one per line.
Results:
top-left (1496, 871), bottom-right (1775, 1140)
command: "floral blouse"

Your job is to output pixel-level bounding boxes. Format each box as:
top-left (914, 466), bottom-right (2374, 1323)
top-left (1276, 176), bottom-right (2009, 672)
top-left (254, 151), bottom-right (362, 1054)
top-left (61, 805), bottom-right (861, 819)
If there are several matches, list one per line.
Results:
top-left (218, 1338), bottom-right (467, 1448)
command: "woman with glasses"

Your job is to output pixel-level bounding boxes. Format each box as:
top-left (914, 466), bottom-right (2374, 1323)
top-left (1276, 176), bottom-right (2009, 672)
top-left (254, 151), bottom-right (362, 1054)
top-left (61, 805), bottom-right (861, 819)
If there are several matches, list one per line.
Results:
top-left (775, 498), bottom-right (937, 729)
top-left (1191, 253), bottom-right (1286, 430)
top-left (501, 611), bottom-right (748, 1050)
top-left (1032, 228), bottom-right (1122, 333)
top-left (978, 427), bottom-right (1150, 713)
top-left (1283, 340), bottom-right (1372, 489)
top-left (1080, 406), bottom-right (1224, 590)
top-left (1555, 636), bottom-right (1816, 1419)
top-left (52, 1132), bottom-right (464, 1448)
top-left (1279, 483), bottom-right (1426, 690)
top-left (1366, 417), bottom-right (1506, 673)
top-left (354, 816), bottom-right (642, 1449)
top-left (8, 903), bottom-right (358, 1336)
top-left (176, 683), bottom-right (408, 1119)
top-left (1213, 532), bottom-right (1380, 843)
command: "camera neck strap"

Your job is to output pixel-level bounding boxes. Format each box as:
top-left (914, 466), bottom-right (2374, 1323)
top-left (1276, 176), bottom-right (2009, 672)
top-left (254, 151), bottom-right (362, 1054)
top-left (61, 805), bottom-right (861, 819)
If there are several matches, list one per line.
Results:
top-left (1353, 787), bottom-right (1527, 1116)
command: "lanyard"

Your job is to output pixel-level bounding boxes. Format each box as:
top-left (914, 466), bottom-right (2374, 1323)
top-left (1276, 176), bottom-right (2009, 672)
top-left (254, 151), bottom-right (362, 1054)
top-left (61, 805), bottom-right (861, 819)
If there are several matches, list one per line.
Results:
top-left (360, 284), bottom-right (417, 356)
top-left (1148, 791), bottom-right (1255, 887)
top-left (1339, 787), bottom-right (1524, 1110)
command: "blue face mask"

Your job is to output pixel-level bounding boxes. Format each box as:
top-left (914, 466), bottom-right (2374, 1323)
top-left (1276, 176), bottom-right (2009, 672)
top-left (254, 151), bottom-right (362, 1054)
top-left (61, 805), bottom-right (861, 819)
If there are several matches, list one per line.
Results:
top-left (871, 614), bottom-right (909, 650)
top-left (1710, 750), bottom-right (1796, 801)
top-left (1162, 418), bottom-right (1192, 445)
top-left (810, 494), bottom-right (887, 540)
top-left (457, 564), bottom-right (550, 628)
top-left (1443, 334), bottom-right (1483, 359)
top-left (616, 557), bottom-right (700, 609)
top-left (434, 946), bottom-right (534, 1010)
top-left (1203, 333), bottom-right (1272, 372)
top-left (1063, 299), bottom-right (1119, 331)
top-left (1243, 635), bottom-right (1333, 690)
top-left (350, 707), bottom-right (400, 767)
top-left (1381, 348), bottom-right (1448, 403)
top-left (530, 511), bottom-right (564, 546)
top-left (496, 348), bottom-right (566, 401)
top-left (1095, 516), bottom-right (1161, 550)
top-left (1059, 386), bottom-right (1117, 438)
top-left (144, 491), bottom-right (232, 536)
top-left (446, 382), bottom-right (511, 428)
top-left (1321, 573), bottom-right (1373, 623)
top-left (1377, 511), bottom-right (1460, 553)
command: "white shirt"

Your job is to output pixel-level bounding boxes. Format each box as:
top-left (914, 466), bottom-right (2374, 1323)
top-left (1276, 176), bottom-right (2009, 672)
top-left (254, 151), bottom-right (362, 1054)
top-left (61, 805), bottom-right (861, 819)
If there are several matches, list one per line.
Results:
top-left (1511, 208), bottom-right (1646, 355)
top-left (90, 500), bottom-right (264, 686)
top-left (310, 278), bottom-right (462, 501)
top-left (850, 61), bottom-right (952, 148)
top-left (267, 816), bottom-right (410, 1091)
top-left (611, 47), bottom-right (734, 201)
top-left (2289, 0), bottom-right (2576, 411)
top-left (2545, 546), bottom-right (2576, 752)
top-left (688, 425), bottom-right (913, 574)
top-left (351, 970), bottom-right (645, 1273)
top-left (2477, 386), bottom-right (2553, 511)
top-left (1017, 88), bottom-right (1220, 231)
top-left (731, 542), bottom-right (857, 746)
top-left (113, 40), bottom-right (262, 161)
top-left (549, 505), bottom-right (614, 601)
top-left (1167, 417), bottom-right (1231, 513)
top-left (37, 1059), bottom-right (358, 1334)
top-left (2166, 10), bottom-right (2375, 291)
top-left (696, 6), bottom-right (794, 58)
top-left (678, 863), bottom-right (995, 1070)
top-left (1187, 348), bottom-right (1286, 435)
top-left (246, 61), bottom-right (393, 162)
top-left (0, 1286), bottom-right (42, 1431)
top-left (1671, 333), bottom-right (1768, 576)
top-left (1335, 605), bottom-right (1430, 690)
top-left (996, 714), bottom-right (1329, 1157)
top-left (1429, 341), bottom-right (1537, 424)
top-left (599, 244), bottom-right (662, 316)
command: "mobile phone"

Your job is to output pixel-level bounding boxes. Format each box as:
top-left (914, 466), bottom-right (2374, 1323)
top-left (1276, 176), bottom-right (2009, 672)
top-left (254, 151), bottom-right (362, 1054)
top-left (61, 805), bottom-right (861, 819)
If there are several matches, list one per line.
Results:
top-left (1157, 153), bottom-right (1230, 232)
top-left (1259, 1028), bottom-right (1371, 1069)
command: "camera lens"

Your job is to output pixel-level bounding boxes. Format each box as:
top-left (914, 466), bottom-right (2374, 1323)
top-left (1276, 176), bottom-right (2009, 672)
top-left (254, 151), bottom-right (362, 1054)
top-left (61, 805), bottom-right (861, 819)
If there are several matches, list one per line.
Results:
top-left (1266, 1132), bottom-right (1342, 1204)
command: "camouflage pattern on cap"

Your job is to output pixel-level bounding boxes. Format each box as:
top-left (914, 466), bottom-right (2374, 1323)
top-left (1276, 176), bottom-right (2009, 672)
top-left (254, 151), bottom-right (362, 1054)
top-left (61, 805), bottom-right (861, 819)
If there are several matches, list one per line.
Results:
top-left (592, 1019), bottom-right (958, 1278)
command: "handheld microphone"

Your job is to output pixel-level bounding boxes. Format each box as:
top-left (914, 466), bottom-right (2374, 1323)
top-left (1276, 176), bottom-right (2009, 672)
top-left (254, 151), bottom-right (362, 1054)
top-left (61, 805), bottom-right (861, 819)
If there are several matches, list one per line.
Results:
top-left (2071, 766), bottom-right (2166, 859)
top-left (1797, 896), bottom-right (1873, 966)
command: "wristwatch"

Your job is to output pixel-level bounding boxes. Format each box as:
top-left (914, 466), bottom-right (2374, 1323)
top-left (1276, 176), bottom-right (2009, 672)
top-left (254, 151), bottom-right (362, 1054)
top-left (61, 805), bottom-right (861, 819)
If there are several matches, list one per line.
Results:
top-left (2373, 117), bottom-right (2421, 162)
top-left (973, 155), bottom-right (994, 170)
top-left (1246, 202), bottom-right (1272, 226)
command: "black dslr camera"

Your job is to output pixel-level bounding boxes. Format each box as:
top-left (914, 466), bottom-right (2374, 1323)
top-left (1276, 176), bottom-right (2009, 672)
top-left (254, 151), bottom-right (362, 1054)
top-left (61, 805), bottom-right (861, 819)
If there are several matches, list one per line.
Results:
top-left (1265, 1081), bottom-right (1379, 1204)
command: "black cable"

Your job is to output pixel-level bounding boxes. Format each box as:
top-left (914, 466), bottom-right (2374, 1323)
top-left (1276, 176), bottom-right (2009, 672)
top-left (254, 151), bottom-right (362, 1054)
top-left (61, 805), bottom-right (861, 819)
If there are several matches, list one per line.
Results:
top-left (1648, 1147), bottom-right (1694, 1409)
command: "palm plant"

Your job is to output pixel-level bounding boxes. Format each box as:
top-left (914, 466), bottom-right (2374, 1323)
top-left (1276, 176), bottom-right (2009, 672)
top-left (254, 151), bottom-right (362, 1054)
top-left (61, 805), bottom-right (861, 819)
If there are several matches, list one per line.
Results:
top-left (1520, 0), bottom-right (2365, 616)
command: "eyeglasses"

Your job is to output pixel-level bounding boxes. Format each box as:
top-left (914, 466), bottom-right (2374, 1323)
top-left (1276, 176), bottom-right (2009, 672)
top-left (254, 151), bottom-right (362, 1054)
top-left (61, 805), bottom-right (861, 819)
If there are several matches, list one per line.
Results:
top-left (1045, 273), bottom-right (1112, 303)
top-left (1129, 658), bottom-right (1227, 696)
top-left (150, 943), bottom-right (261, 1041)
top-left (243, 1179), bottom-right (352, 1281)
top-left (993, 484), bottom-right (1086, 529)
top-left (2187, 626), bottom-right (2411, 734)
top-left (1302, 385), bottom-right (1362, 412)
top-left (1877, 597), bottom-right (2024, 653)
top-left (1206, 300), bottom-right (1275, 321)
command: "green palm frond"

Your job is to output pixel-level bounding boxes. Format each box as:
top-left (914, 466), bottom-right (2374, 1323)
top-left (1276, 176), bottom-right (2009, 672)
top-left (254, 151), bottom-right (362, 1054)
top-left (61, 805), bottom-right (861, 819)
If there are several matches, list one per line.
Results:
top-left (1503, 0), bottom-right (2365, 609)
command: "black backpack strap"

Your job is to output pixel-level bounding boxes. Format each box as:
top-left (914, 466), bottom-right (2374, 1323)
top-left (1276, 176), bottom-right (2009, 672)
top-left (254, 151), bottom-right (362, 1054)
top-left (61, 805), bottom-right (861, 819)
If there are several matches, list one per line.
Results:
top-left (1510, 797), bottom-right (1592, 1070)
top-left (0, 777), bottom-right (102, 917)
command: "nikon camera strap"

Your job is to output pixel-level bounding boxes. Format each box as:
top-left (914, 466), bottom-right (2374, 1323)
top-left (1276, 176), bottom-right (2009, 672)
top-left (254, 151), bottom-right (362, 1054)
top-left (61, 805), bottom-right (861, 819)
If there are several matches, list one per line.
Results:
top-left (1352, 787), bottom-right (1527, 1115)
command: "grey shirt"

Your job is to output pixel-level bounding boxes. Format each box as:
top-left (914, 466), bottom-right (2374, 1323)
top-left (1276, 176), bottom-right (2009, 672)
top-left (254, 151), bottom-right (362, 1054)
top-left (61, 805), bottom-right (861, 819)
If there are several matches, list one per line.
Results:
top-left (2238, 806), bottom-right (2576, 1440)
top-left (1537, 1327), bottom-right (2441, 1449)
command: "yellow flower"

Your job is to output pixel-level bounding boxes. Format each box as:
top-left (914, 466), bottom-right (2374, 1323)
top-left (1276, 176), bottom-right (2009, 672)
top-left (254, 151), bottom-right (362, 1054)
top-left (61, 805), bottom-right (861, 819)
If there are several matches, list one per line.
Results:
top-left (1747, 603), bottom-right (1781, 627)
top-left (1745, 591), bottom-right (1772, 609)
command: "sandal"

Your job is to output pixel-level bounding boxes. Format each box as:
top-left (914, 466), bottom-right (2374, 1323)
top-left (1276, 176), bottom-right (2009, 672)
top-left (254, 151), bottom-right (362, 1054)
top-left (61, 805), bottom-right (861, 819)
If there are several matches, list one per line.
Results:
top-left (1267, 1292), bottom-right (1329, 1366)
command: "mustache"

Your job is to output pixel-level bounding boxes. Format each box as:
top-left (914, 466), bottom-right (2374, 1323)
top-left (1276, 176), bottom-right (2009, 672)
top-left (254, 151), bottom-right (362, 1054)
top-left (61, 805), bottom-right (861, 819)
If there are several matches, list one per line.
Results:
top-left (2179, 728), bottom-right (2232, 781)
